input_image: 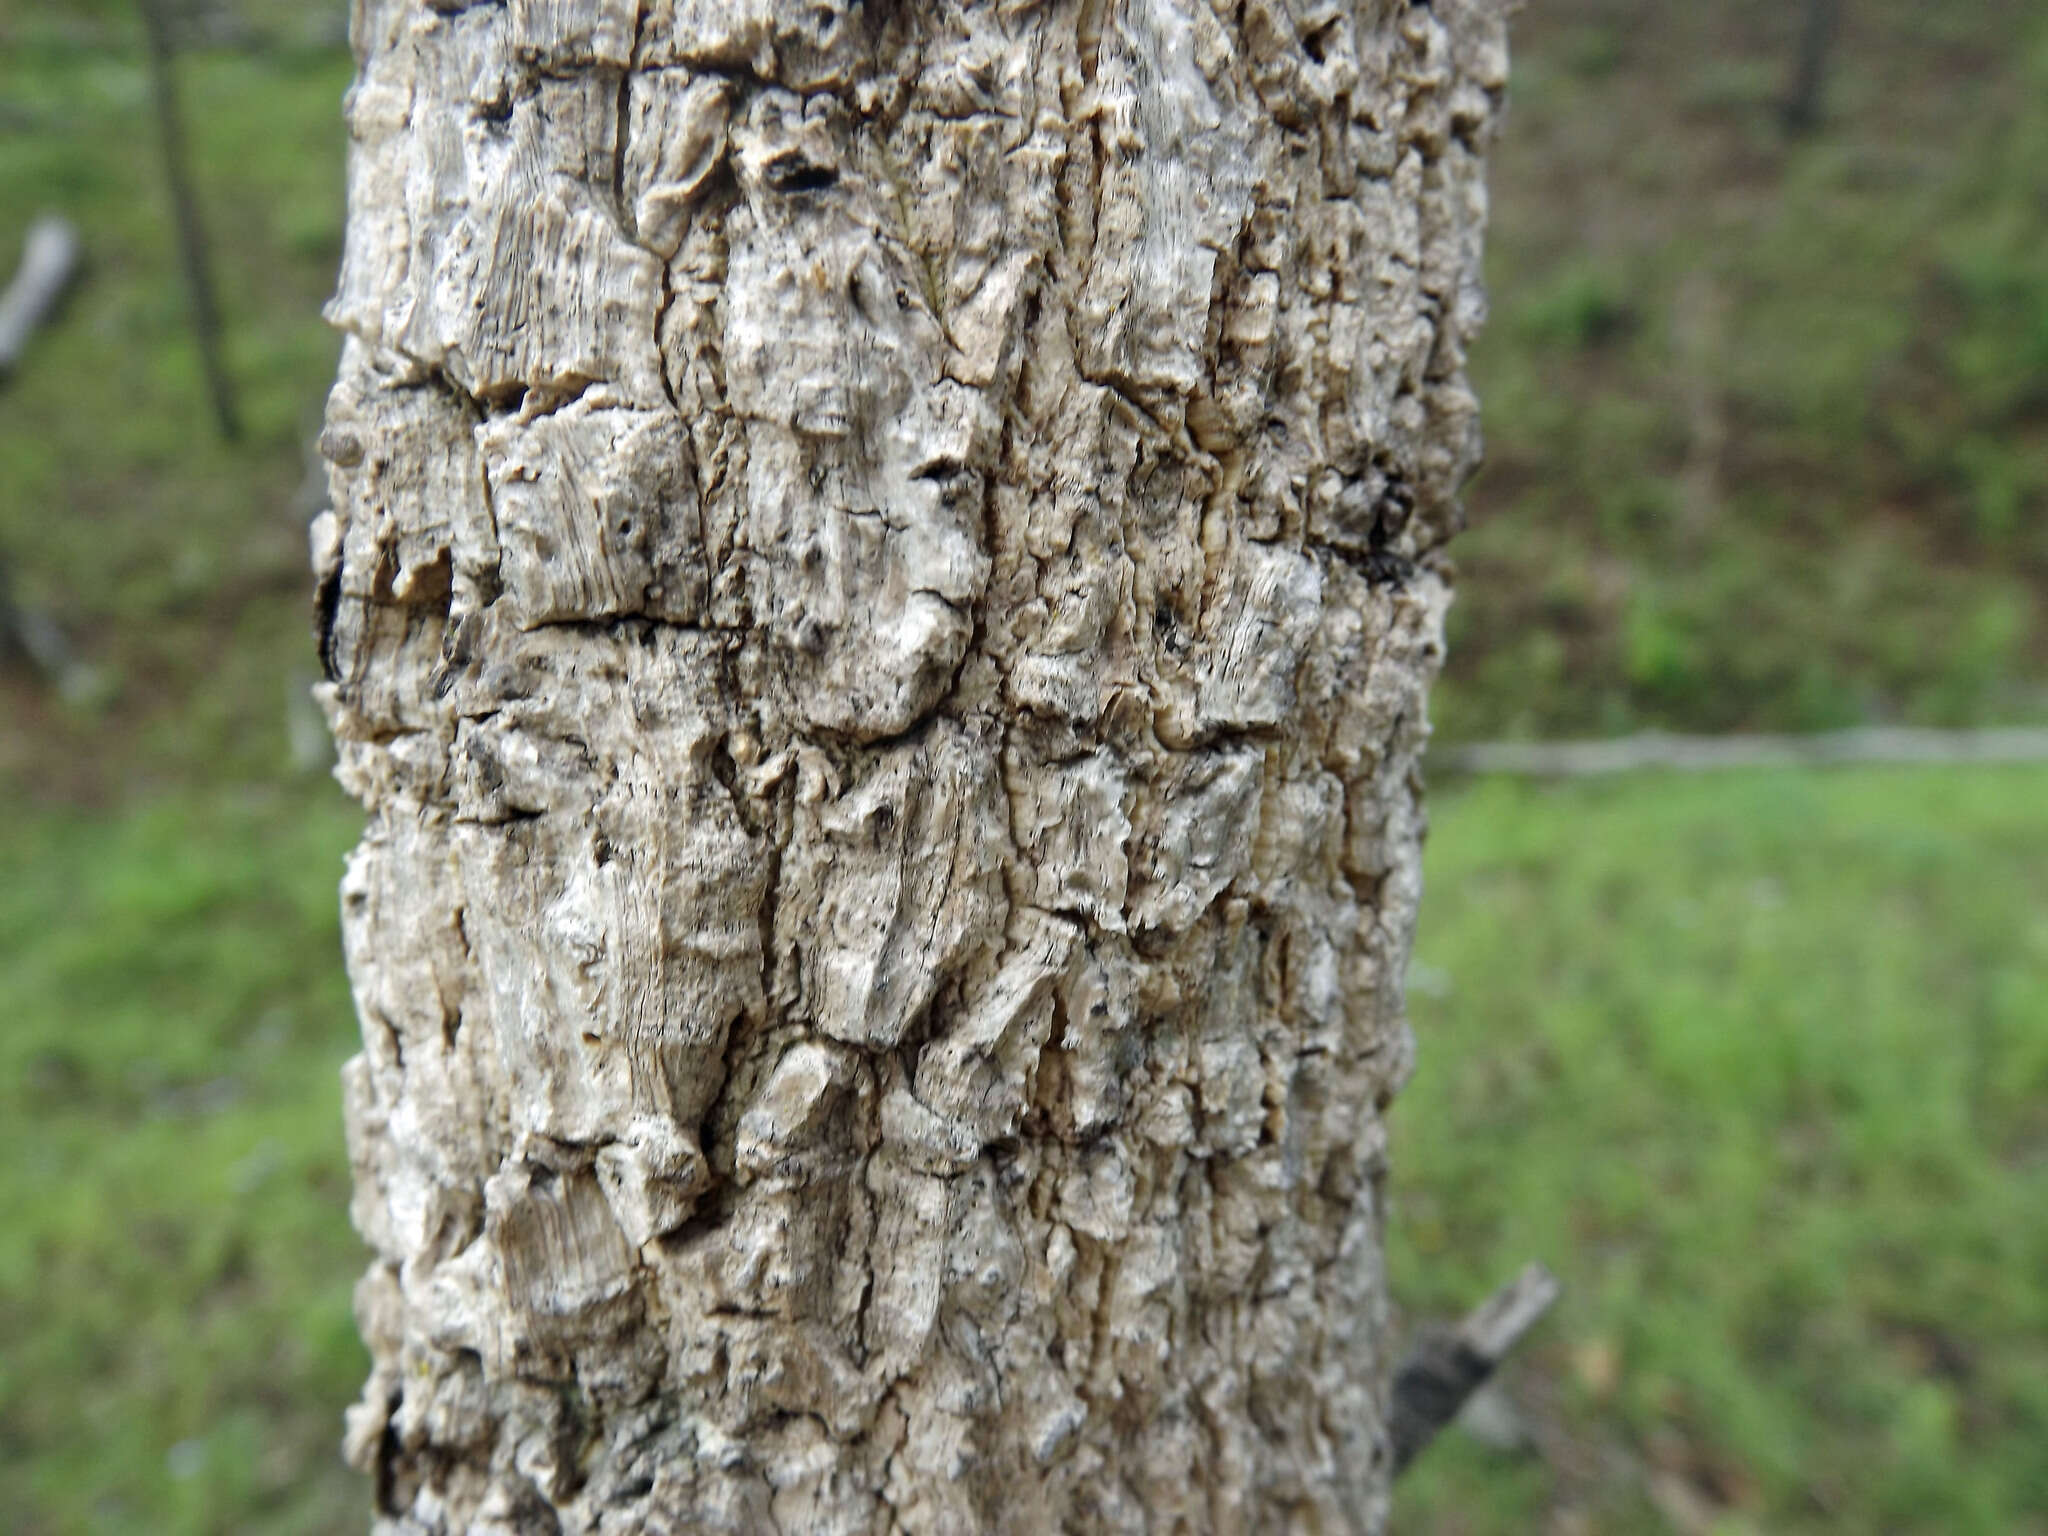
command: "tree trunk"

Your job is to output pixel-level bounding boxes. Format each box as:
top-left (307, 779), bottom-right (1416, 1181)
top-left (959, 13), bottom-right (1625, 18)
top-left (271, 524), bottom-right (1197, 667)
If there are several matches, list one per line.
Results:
top-left (317, 1), bottom-right (1507, 1530)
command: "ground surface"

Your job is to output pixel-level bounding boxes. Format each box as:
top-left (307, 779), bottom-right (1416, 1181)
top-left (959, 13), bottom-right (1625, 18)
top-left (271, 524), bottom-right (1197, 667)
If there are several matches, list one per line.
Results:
top-left (1391, 767), bottom-right (2048, 1535)
top-left (1447, 0), bottom-right (2048, 742)
top-left (6, 768), bottom-right (2044, 1534)
top-left (0, 0), bottom-right (2043, 1532)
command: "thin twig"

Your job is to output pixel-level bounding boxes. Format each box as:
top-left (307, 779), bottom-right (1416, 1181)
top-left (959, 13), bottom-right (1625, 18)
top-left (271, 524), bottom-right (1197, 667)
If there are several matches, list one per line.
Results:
top-left (140, 0), bottom-right (241, 442)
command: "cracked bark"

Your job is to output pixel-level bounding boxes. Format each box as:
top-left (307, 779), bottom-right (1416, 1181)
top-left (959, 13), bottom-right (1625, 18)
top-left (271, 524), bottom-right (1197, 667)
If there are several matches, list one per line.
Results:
top-left (319, 0), bottom-right (1509, 1530)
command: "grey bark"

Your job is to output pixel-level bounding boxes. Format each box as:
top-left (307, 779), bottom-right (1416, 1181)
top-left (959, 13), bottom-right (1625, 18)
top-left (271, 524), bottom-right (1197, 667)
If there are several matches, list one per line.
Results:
top-left (317, 1), bottom-right (1508, 1530)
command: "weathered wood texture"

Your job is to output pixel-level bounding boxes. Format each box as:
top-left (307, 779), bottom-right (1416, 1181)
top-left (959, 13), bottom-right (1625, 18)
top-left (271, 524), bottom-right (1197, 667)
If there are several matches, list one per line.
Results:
top-left (319, 2), bottom-right (1507, 1529)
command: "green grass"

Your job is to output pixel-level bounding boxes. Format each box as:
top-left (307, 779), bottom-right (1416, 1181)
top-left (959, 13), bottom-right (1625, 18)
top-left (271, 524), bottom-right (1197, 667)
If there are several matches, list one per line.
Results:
top-left (0, 789), bottom-right (366, 1536)
top-left (1441, 0), bottom-right (2048, 741)
top-left (0, 6), bottom-right (351, 801)
top-left (3, 769), bottom-right (2042, 1533)
top-left (1392, 766), bottom-right (2048, 1534)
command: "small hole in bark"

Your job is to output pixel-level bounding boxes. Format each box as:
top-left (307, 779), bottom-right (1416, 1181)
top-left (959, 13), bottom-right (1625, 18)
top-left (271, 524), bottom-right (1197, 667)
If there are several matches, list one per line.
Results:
top-left (581, 1031), bottom-right (602, 1046)
top-left (1360, 549), bottom-right (1415, 587)
top-left (1153, 597), bottom-right (1188, 655)
top-left (763, 154), bottom-right (839, 195)
top-left (1372, 475), bottom-right (1415, 546)
top-left (313, 567), bottom-right (343, 682)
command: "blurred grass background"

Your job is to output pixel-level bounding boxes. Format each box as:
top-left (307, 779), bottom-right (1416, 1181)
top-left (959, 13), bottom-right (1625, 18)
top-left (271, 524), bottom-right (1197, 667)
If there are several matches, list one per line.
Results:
top-left (0, 0), bottom-right (2042, 1531)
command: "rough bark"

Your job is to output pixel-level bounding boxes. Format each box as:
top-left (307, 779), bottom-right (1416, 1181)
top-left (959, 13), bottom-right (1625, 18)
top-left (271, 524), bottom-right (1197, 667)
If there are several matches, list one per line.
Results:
top-left (317, 2), bottom-right (1507, 1530)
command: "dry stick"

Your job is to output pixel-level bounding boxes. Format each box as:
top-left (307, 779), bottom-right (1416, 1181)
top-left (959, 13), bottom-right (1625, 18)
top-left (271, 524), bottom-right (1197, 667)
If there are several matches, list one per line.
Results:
top-left (1783, 0), bottom-right (1840, 136)
top-left (0, 215), bottom-right (81, 379)
top-left (0, 543), bottom-right (104, 703)
top-left (1391, 1262), bottom-right (1561, 1476)
top-left (0, 216), bottom-right (96, 697)
top-left (1440, 727), bottom-right (2048, 779)
top-left (139, 0), bottom-right (240, 442)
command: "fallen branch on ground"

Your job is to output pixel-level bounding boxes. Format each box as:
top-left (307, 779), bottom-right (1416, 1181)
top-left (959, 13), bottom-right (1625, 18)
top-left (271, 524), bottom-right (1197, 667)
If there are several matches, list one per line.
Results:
top-left (0, 548), bottom-right (103, 704)
top-left (0, 215), bottom-right (80, 380)
top-left (1440, 728), bottom-right (2048, 778)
